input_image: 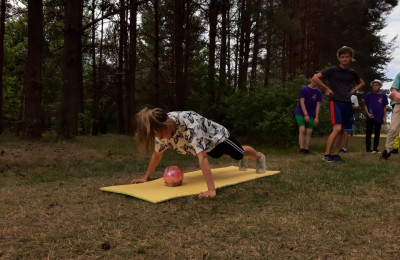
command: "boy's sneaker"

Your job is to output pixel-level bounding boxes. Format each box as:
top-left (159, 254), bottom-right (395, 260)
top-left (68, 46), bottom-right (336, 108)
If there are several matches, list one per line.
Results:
top-left (238, 158), bottom-right (248, 171)
top-left (303, 149), bottom-right (313, 154)
top-left (331, 154), bottom-right (344, 162)
top-left (323, 155), bottom-right (332, 162)
top-left (299, 149), bottom-right (305, 154)
top-left (256, 153), bottom-right (266, 173)
top-left (391, 149), bottom-right (398, 154)
top-left (366, 149), bottom-right (373, 153)
top-left (380, 150), bottom-right (391, 160)
top-left (372, 150), bottom-right (380, 154)
top-left (339, 148), bottom-right (347, 153)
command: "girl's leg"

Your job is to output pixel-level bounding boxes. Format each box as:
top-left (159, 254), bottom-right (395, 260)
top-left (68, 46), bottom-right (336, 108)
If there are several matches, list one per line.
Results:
top-left (305, 128), bottom-right (313, 150)
top-left (243, 146), bottom-right (262, 160)
top-left (298, 126), bottom-right (306, 149)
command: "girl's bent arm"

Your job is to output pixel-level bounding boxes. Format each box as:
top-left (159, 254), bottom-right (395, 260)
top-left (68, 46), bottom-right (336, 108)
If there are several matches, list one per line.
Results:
top-left (131, 151), bottom-right (164, 183)
top-left (197, 151), bottom-right (216, 197)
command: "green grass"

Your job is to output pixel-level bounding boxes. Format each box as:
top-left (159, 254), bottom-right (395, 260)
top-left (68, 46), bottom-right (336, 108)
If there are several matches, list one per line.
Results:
top-left (1, 134), bottom-right (400, 259)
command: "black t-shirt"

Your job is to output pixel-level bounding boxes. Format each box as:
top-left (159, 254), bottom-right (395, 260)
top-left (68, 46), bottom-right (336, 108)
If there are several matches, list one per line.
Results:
top-left (321, 66), bottom-right (361, 102)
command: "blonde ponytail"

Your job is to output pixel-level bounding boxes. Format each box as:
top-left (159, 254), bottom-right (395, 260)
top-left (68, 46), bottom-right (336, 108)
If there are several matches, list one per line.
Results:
top-left (135, 107), bottom-right (168, 154)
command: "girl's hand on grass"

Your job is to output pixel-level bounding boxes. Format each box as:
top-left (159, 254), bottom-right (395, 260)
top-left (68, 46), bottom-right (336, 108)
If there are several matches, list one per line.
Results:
top-left (131, 177), bottom-right (147, 184)
top-left (199, 190), bottom-right (216, 198)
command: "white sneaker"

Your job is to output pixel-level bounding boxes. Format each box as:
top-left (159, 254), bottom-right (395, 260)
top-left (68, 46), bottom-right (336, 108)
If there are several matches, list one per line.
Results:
top-left (238, 158), bottom-right (248, 171)
top-left (256, 153), bottom-right (266, 173)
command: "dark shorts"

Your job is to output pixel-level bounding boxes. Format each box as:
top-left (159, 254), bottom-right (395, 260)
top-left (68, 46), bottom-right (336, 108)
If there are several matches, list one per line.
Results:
top-left (207, 135), bottom-right (245, 161)
top-left (329, 100), bottom-right (353, 129)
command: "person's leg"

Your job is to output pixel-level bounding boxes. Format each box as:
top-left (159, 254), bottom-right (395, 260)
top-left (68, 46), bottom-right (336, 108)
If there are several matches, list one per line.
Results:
top-left (373, 122), bottom-right (382, 151)
top-left (385, 105), bottom-right (400, 151)
top-left (381, 105), bottom-right (400, 159)
top-left (305, 128), bottom-right (313, 150)
top-left (332, 125), bottom-right (344, 155)
top-left (243, 146), bottom-right (261, 160)
top-left (342, 131), bottom-right (349, 149)
top-left (298, 126), bottom-right (306, 150)
top-left (365, 119), bottom-right (373, 151)
top-left (325, 124), bottom-right (343, 155)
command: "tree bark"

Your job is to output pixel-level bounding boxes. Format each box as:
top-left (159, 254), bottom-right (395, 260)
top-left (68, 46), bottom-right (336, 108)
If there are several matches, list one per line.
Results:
top-left (58, 0), bottom-right (83, 138)
top-left (153, 0), bottom-right (160, 106)
top-left (0, 0), bottom-right (6, 134)
top-left (23, 0), bottom-right (44, 138)
top-left (174, 0), bottom-right (185, 110)
top-left (219, 0), bottom-right (228, 90)
top-left (250, 0), bottom-right (262, 88)
top-left (91, 0), bottom-right (100, 136)
top-left (117, 0), bottom-right (126, 134)
top-left (208, 0), bottom-right (218, 86)
top-left (127, 0), bottom-right (137, 135)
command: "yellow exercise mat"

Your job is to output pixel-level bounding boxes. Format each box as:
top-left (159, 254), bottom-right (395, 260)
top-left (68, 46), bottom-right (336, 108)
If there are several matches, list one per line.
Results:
top-left (100, 166), bottom-right (280, 203)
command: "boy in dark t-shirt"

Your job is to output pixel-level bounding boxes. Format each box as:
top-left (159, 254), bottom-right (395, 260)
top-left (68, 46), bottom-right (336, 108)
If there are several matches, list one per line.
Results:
top-left (312, 46), bottom-right (365, 162)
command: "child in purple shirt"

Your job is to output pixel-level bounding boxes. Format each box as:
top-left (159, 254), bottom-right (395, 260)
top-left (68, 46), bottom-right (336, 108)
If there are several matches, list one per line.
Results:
top-left (364, 79), bottom-right (388, 153)
top-left (294, 77), bottom-right (323, 154)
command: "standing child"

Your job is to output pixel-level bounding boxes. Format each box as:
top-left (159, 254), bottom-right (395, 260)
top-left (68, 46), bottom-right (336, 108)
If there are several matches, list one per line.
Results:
top-left (294, 76), bottom-right (323, 154)
top-left (312, 46), bottom-right (365, 162)
top-left (364, 79), bottom-right (388, 153)
top-left (380, 72), bottom-right (400, 160)
top-left (131, 108), bottom-right (266, 197)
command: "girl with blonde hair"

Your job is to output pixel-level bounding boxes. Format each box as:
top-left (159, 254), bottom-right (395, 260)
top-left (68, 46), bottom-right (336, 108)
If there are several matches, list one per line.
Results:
top-left (131, 107), bottom-right (266, 198)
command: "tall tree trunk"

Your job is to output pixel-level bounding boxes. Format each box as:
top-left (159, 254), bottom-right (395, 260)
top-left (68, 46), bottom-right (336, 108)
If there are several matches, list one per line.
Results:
top-left (219, 0), bottom-right (228, 90)
top-left (91, 0), bottom-right (100, 136)
top-left (117, 0), bottom-right (126, 134)
top-left (233, 1), bottom-right (241, 90)
top-left (123, 6), bottom-right (129, 133)
top-left (250, 0), bottom-right (262, 88)
top-left (127, 0), bottom-right (137, 135)
top-left (0, 0), bottom-right (5, 134)
top-left (238, 0), bottom-right (252, 91)
top-left (264, 0), bottom-right (273, 88)
top-left (153, 0), bottom-right (160, 106)
top-left (208, 0), bottom-right (218, 87)
top-left (58, 0), bottom-right (83, 138)
top-left (227, 2), bottom-right (232, 87)
top-left (23, 0), bottom-right (43, 138)
top-left (174, 0), bottom-right (185, 110)
top-left (183, 0), bottom-right (190, 90)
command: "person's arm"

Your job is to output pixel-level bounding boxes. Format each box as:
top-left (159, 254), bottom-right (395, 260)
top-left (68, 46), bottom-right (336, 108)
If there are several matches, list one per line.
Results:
top-left (299, 97), bottom-right (309, 122)
top-left (364, 103), bottom-right (374, 118)
top-left (197, 150), bottom-right (216, 197)
top-left (389, 88), bottom-right (400, 103)
top-left (314, 102), bottom-right (320, 125)
top-left (383, 106), bottom-right (387, 124)
top-left (131, 151), bottom-right (164, 183)
top-left (350, 78), bottom-right (365, 95)
top-left (312, 73), bottom-right (333, 96)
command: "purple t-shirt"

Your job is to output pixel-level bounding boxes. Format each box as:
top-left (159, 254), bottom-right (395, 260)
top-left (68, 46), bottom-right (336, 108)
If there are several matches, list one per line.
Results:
top-left (364, 92), bottom-right (388, 124)
top-left (294, 85), bottom-right (323, 117)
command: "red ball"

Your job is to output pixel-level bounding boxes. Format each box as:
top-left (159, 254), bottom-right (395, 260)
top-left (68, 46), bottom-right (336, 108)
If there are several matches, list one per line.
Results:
top-left (163, 166), bottom-right (184, 186)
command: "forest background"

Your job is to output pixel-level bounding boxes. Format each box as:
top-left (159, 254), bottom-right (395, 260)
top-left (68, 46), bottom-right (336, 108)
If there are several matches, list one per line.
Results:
top-left (0, 0), bottom-right (398, 144)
